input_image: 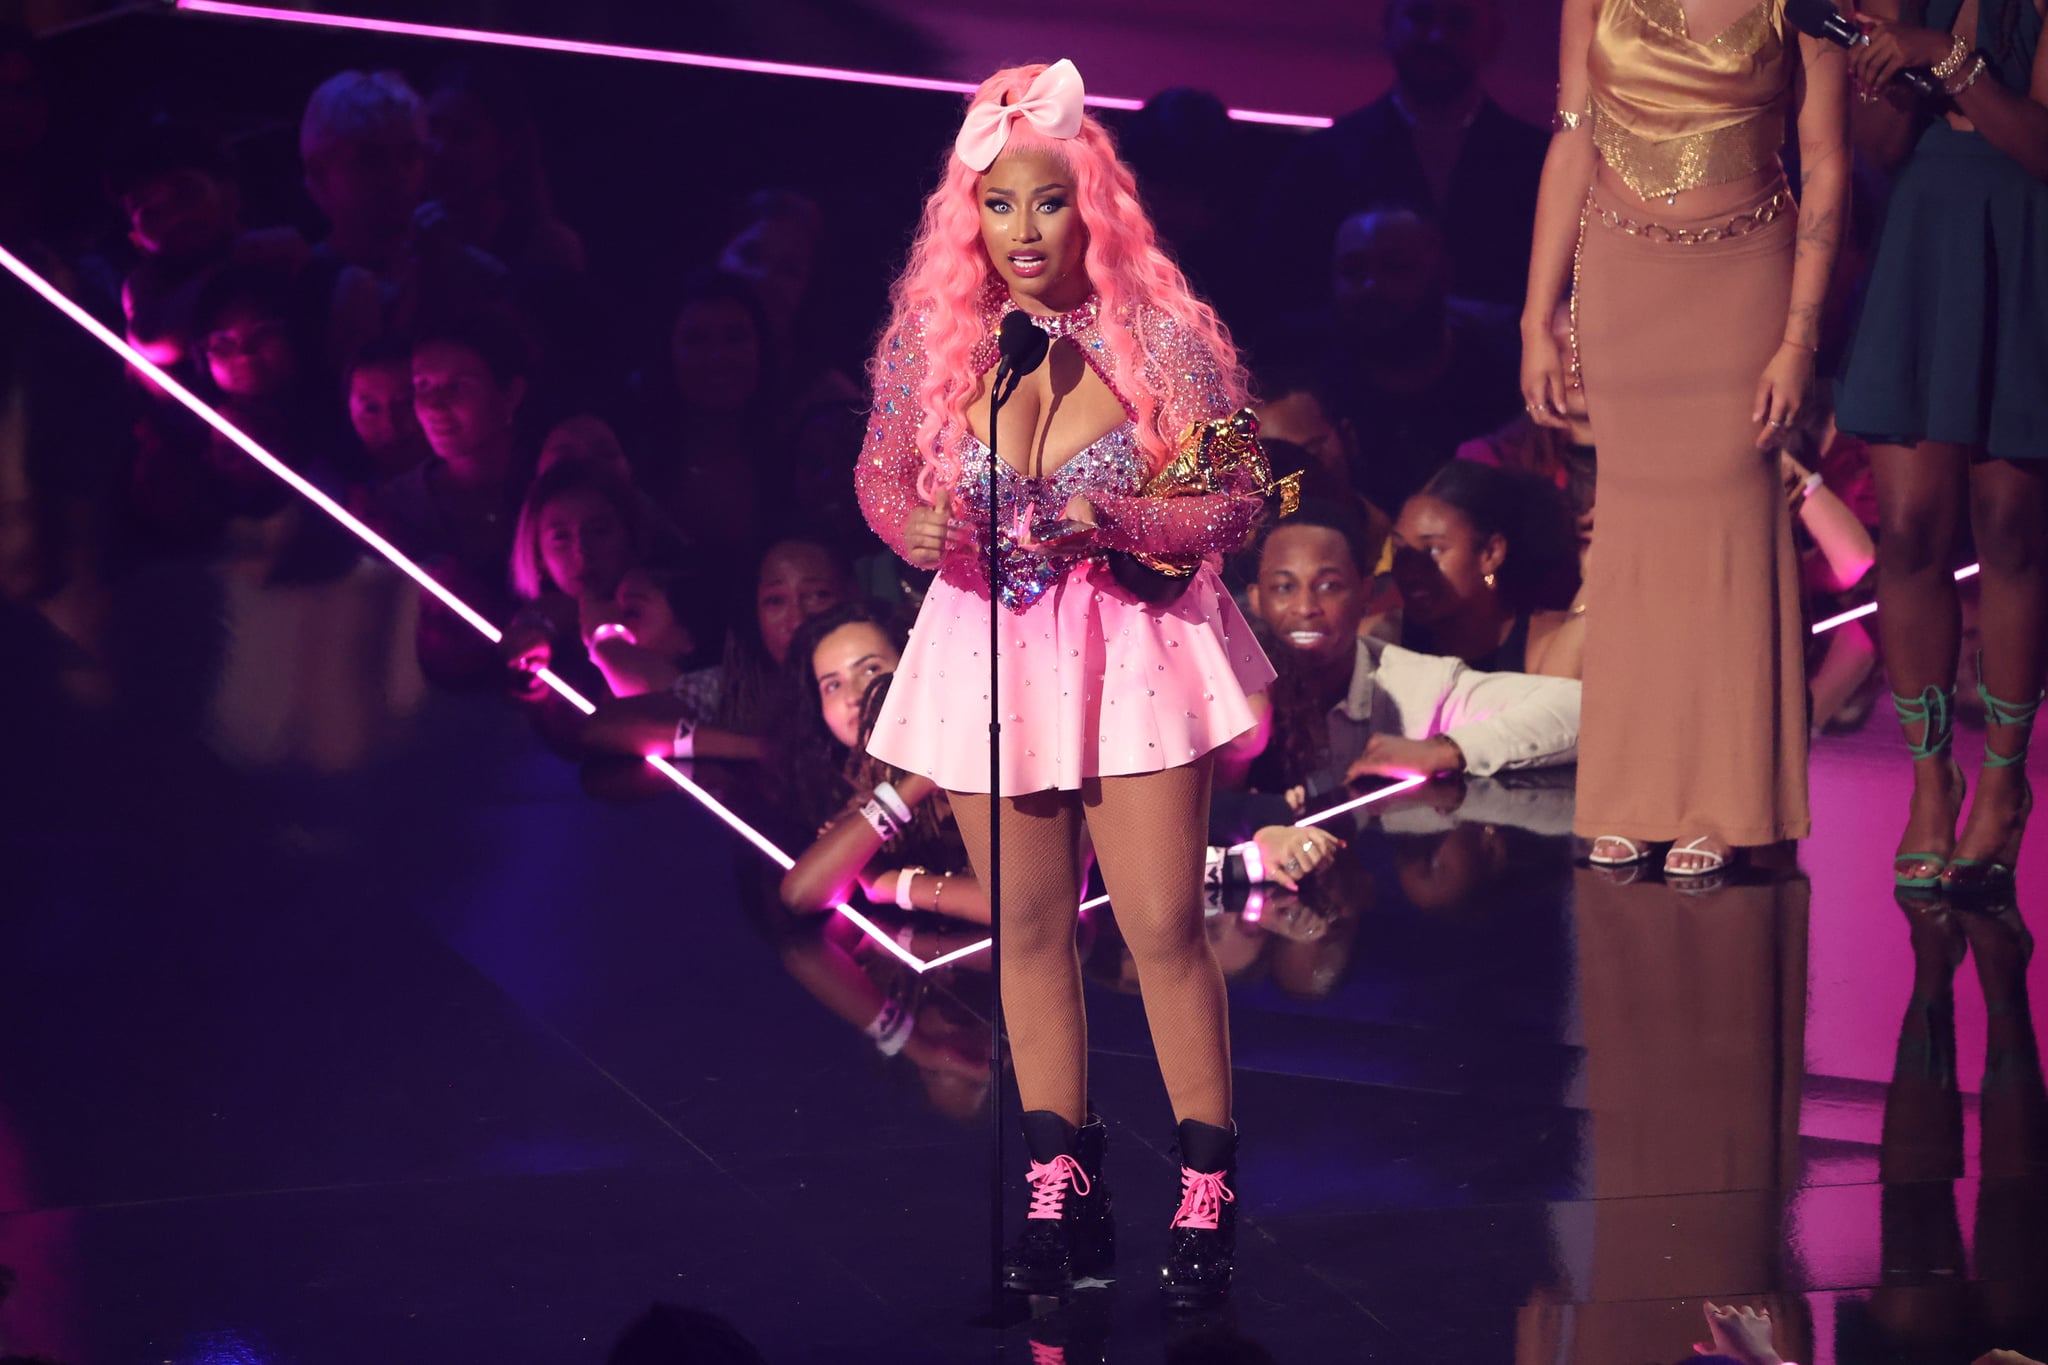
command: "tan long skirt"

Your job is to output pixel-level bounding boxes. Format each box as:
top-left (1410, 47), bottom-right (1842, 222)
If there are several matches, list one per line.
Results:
top-left (1573, 181), bottom-right (1810, 846)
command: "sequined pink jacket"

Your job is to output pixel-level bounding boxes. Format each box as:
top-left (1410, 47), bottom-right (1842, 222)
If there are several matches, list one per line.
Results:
top-left (855, 292), bottom-right (1266, 585)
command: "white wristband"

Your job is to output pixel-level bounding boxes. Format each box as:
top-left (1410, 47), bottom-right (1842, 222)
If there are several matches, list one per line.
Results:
top-left (591, 621), bottom-right (636, 646)
top-left (1232, 839), bottom-right (1266, 884)
top-left (894, 866), bottom-right (923, 910)
top-left (873, 782), bottom-right (913, 825)
top-left (672, 719), bottom-right (696, 759)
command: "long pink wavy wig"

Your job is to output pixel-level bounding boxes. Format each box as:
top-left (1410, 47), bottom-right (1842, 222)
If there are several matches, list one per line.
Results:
top-left (872, 63), bottom-right (1248, 501)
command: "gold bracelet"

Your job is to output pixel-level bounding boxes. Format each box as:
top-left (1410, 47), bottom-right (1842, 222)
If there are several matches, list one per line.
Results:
top-left (1554, 108), bottom-right (1588, 133)
top-left (1933, 32), bottom-right (1972, 80)
top-left (932, 877), bottom-right (946, 913)
top-left (1945, 53), bottom-right (1988, 96)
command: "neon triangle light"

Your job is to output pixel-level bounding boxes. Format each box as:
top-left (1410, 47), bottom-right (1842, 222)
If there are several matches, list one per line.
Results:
top-left (0, 242), bottom-right (970, 973)
top-left (172, 0), bottom-right (1335, 128)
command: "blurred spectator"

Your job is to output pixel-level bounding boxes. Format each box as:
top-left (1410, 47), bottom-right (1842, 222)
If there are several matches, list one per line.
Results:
top-left (582, 563), bottom-right (724, 699)
top-left (1259, 0), bottom-right (1545, 314)
top-left (355, 318), bottom-right (531, 689)
top-left (581, 537), bottom-right (851, 766)
top-left (343, 338), bottom-right (428, 482)
top-left (297, 69), bottom-right (507, 375)
top-left (1121, 88), bottom-right (1259, 332)
top-left (718, 189), bottom-right (821, 351)
top-left (636, 271), bottom-right (786, 558)
top-left (364, 317), bottom-right (530, 574)
top-left (107, 115), bottom-right (307, 375)
top-left (538, 413), bottom-right (630, 478)
top-left (1251, 365), bottom-right (1394, 567)
top-left (1271, 204), bottom-right (1522, 509)
top-left (126, 263), bottom-right (358, 577)
top-left (0, 25), bottom-right (58, 255)
top-left (421, 59), bottom-right (586, 277)
top-left (1388, 460), bottom-right (1583, 678)
top-left (1456, 299), bottom-right (1598, 547)
top-left (1776, 390), bottom-right (1881, 733)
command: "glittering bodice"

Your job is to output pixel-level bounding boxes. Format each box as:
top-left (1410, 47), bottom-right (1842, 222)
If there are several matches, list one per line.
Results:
top-left (953, 421), bottom-right (1144, 612)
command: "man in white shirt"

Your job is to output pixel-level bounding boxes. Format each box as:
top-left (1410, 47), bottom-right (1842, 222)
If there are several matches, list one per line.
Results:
top-left (1243, 499), bottom-right (1580, 792)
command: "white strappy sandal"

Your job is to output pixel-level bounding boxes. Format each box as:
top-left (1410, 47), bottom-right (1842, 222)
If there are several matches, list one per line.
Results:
top-left (1588, 836), bottom-right (1651, 867)
top-left (1663, 837), bottom-right (1730, 878)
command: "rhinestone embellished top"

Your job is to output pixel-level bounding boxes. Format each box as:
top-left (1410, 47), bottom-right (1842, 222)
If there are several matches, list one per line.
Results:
top-left (857, 286), bottom-right (1265, 612)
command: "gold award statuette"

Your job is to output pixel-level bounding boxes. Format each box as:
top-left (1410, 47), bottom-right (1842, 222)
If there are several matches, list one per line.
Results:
top-left (1132, 407), bottom-right (1303, 577)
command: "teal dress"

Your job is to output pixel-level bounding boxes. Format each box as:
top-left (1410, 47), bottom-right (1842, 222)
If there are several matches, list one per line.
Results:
top-left (1836, 0), bottom-right (2048, 460)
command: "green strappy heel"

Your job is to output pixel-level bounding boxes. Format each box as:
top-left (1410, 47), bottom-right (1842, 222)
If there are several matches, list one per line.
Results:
top-left (1893, 684), bottom-right (1964, 890)
top-left (1947, 677), bottom-right (2043, 892)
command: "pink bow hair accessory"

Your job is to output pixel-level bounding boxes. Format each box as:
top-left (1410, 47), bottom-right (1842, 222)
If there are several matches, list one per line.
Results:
top-left (953, 59), bottom-right (1087, 172)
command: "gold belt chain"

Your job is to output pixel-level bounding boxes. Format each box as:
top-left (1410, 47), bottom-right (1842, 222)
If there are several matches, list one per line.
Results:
top-left (1582, 186), bottom-right (1795, 245)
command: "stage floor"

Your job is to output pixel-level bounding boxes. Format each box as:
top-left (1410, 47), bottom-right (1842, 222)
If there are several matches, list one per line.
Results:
top-left (2, 587), bottom-right (2044, 1365)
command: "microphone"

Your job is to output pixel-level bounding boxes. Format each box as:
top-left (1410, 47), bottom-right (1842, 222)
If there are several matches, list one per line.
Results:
top-left (1784, 0), bottom-right (1944, 97)
top-left (994, 309), bottom-right (1051, 407)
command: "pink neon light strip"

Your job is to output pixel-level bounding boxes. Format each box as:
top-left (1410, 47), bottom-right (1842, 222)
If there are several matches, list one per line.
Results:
top-left (172, 0), bottom-right (1335, 128)
top-left (1811, 563), bottom-right (1979, 636)
top-left (1073, 774), bottom-right (1430, 913)
top-left (0, 242), bottom-right (967, 976)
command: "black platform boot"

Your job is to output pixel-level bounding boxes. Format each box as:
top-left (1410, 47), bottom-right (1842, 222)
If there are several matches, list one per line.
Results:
top-left (1159, 1118), bottom-right (1237, 1309)
top-left (1002, 1110), bottom-right (1115, 1295)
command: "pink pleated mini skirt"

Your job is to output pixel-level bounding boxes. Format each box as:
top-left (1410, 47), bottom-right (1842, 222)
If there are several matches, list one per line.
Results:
top-left (868, 557), bottom-right (1276, 797)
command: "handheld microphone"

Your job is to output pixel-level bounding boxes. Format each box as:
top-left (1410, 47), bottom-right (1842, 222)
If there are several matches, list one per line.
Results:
top-left (1784, 0), bottom-right (1944, 98)
top-left (994, 310), bottom-right (1051, 406)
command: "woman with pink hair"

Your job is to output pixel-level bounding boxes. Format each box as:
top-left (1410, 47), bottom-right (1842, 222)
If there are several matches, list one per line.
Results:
top-left (856, 59), bottom-right (1279, 1307)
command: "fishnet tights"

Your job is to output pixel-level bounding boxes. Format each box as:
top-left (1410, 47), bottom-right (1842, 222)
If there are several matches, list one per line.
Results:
top-left (952, 757), bottom-right (1231, 1129)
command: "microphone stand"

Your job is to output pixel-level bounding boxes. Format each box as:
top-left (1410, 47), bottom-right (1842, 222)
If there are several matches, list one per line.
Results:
top-left (985, 356), bottom-right (1020, 1314)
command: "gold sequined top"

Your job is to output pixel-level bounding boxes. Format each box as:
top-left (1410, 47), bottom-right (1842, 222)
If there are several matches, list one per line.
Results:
top-left (1587, 0), bottom-right (1795, 199)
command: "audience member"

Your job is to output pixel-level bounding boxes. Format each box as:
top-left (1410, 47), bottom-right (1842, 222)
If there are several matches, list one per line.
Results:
top-left (123, 264), bottom-right (357, 574)
top-left (582, 563), bottom-right (723, 699)
top-left (1121, 88), bottom-right (1259, 332)
top-left (636, 272), bottom-right (786, 557)
top-left (1388, 460), bottom-right (1584, 678)
top-left (421, 59), bottom-right (586, 277)
top-left (1242, 499), bottom-right (1580, 804)
top-left (500, 456), bottom-right (642, 698)
top-left (581, 536), bottom-right (851, 766)
top-left (107, 116), bottom-right (307, 375)
top-left (1251, 366), bottom-right (1394, 566)
top-left (1456, 299), bottom-right (1597, 548)
top-left (343, 337), bottom-right (428, 482)
top-left (1259, 0), bottom-right (1546, 314)
top-left (1776, 394), bottom-right (1881, 733)
top-left (537, 412), bottom-right (630, 477)
top-left (778, 604), bottom-right (990, 923)
top-left (364, 317), bottom-right (531, 575)
top-left (297, 69), bottom-right (506, 374)
top-left (1271, 205), bottom-right (1522, 510)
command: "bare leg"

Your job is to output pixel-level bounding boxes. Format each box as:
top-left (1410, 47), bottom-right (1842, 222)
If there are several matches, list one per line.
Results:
top-left (1955, 457), bottom-right (2048, 868)
top-left (950, 788), bottom-right (1088, 1126)
top-left (1872, 440), bottom-right (1971, 878)
top-left (1083, 756), bottom-right (1231, 1128)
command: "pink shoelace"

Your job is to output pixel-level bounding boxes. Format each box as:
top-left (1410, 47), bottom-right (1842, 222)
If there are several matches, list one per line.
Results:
top-left (1024, 1153), bottom-right (1091, 1220)
top-left (1168, 1166), bottom-right (1235, 1230)
top-left (1030, 1345), bottom-right (1068, 1365)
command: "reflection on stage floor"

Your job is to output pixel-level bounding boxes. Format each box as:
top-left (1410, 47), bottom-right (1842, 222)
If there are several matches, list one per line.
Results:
top-left (2, 584), bottom-right (2043, 1364)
